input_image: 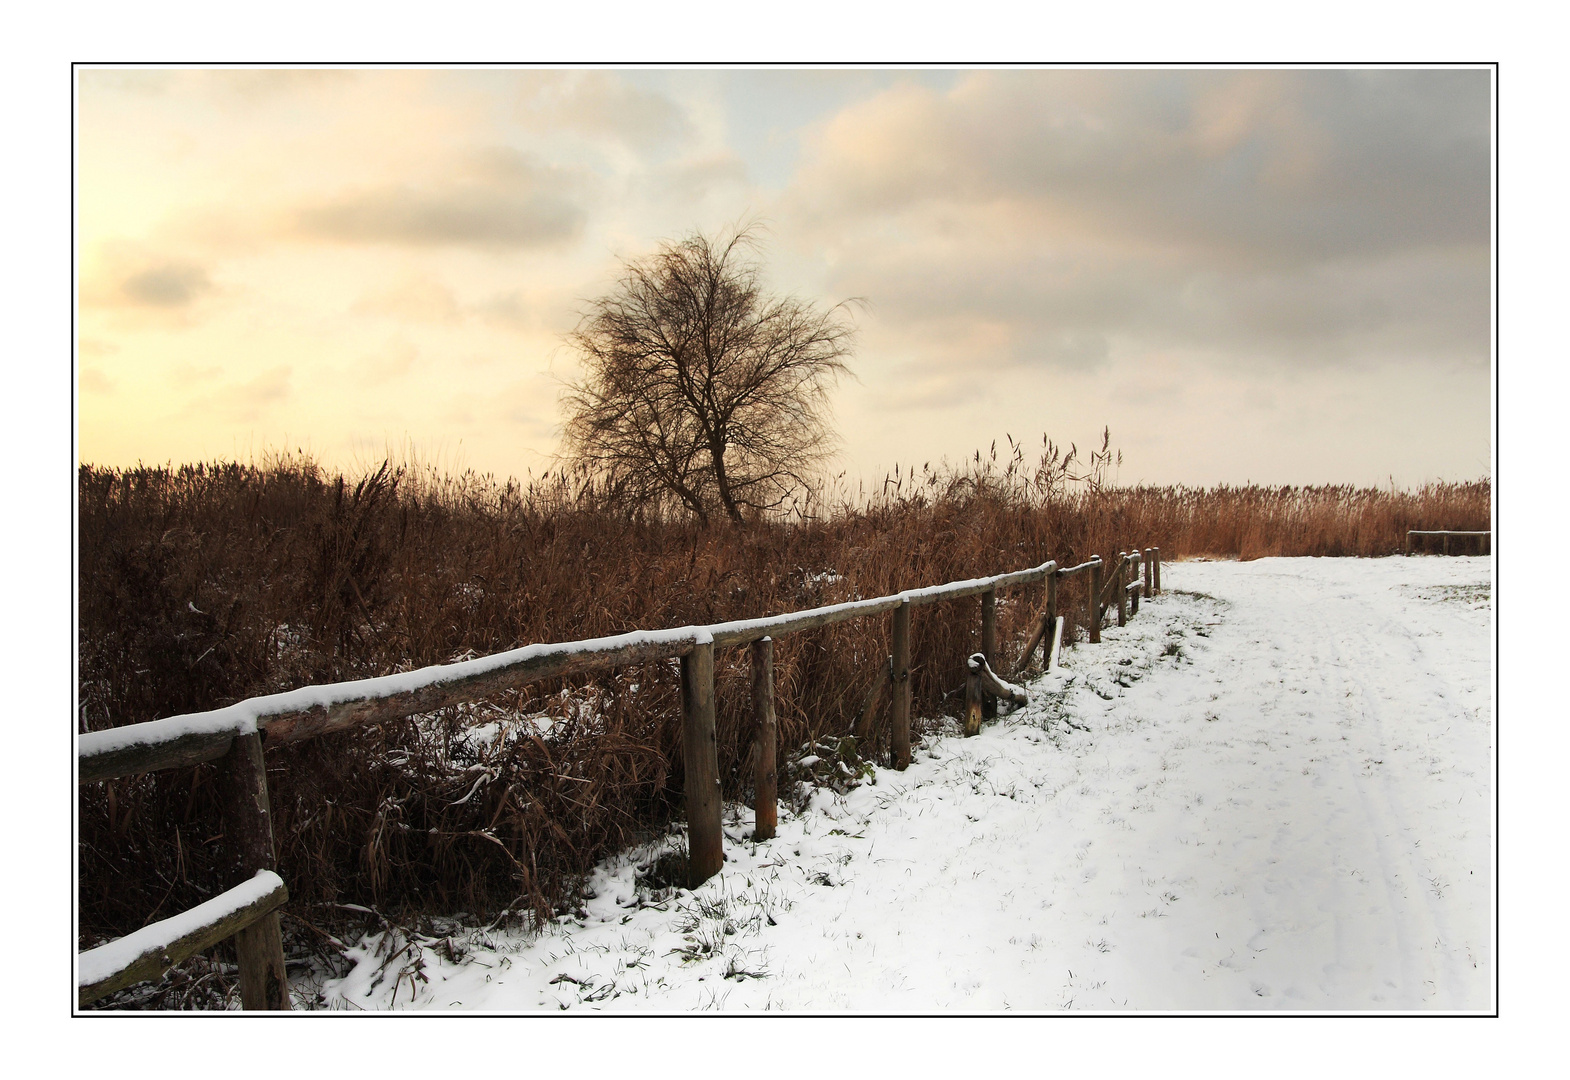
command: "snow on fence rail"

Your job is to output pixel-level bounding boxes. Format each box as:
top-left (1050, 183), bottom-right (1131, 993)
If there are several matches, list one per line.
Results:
top-left (77, 871), bottom-right (287, 1009)
top-left (77, 546), bottom-right (1163, 1009)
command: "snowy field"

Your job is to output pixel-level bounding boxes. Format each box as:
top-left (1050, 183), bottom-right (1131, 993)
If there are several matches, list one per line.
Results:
top-left (313, 556), bottom-right (1494, 1013)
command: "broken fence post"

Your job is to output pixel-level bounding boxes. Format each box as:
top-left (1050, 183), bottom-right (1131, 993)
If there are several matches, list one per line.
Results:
top-left (964, 655), bottom-right (984, 737)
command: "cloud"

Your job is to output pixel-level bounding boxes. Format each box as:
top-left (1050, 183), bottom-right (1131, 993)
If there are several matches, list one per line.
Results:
top-left (295, 148), bottom-right (587, 249)
top-left (120, 261), bottom-right (212, 307)
top-left (81, 246), bottom-right (215, 311)
top-left (789, 69), bottom-right (1490, 385)
top-left (650, 153), bottom-right (751, 204)
top-left (519, 72), bottom-right (692, 154)
top-left (794, 70), bottom-right (1489, 263)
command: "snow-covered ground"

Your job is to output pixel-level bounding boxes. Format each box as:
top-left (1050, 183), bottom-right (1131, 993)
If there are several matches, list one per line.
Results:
top-left (314, 556), bottom-right (1494, 1013)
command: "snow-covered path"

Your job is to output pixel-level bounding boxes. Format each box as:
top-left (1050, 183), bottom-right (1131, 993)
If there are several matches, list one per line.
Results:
top-left (315, 556), bottom-right (1493, 1013)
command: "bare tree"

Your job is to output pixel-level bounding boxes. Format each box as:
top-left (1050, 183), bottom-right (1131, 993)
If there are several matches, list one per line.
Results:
top-left (561, 225), bottom-right (858, 524)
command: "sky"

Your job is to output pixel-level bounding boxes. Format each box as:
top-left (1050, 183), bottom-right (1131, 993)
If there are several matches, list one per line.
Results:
top-left (75, 66), bottom-right (1493, 490)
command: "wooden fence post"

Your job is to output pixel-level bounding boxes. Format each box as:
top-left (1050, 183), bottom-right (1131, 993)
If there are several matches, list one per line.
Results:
top-left (1044, 571), bottom-right (1058, 665)
top-left (1117, 554), bottom-right (1129, 627)
top-left (891, 599), bottom-right (912, 770)
top-left (1143, 548), bottom-right (1153, 596)
top-left (217, 732), bottom-right (290, 1010)
top-left (980, 588), bottom-right (997, 719)
top-left (1088, 559), bottom-right (1102, 643)
top-left (681, 640), bottom-right (724, 887)
top-left (750, 637), bottom-right (777, 843)
top-left (1153, 548), bottom-right (1161, 594)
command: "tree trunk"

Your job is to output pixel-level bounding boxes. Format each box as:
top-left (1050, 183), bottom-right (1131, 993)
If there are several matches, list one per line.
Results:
top-left (708, 439), bottom-right (744, 523)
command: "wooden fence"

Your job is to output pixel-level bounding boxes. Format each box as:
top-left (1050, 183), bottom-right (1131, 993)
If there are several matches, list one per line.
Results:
top-left (1407, 529), bottom-right (1491, 556)
top-left (77, 545), bottom-right (1163, 1009)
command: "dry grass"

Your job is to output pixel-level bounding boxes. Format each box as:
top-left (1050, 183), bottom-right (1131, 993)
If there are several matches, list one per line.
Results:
top-left (77, 442), bottom-right (1490, 959)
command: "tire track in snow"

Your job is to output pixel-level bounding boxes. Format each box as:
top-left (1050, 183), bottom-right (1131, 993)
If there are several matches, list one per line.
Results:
top-left (1277, 567), bottom-right (1490, 1007)
top-left (1162, 558), bottom-right (1492, 1010)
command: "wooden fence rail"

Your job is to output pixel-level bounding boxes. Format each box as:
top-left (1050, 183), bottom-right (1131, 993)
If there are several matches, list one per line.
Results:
top-left (78, 545), bottom-right (1163, 1008)
top-left (77, 872), bottom-right (288, 1008)
top-left (1407, 529), bottom-right (1491, 556)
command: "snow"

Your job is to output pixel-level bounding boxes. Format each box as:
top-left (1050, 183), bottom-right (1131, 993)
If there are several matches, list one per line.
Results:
top-left (968, 652), bottom-right (1027, 701)
top-left (308, 556), bottom-right (1491, 1012)
top-left (78, 871), bottom-right (285, 990)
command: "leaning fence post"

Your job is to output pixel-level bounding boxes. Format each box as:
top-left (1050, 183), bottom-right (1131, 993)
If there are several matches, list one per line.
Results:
top-left (218, 732), bottom-right (291, 1010)
top-left (891, 598), bottom-right (912, 770)
top-left (980, 588), bottom-right (997, 719)
top-left (1088, 558), bottom-right (1102, 644)
top-left (750, 637), bottom-right (777, 843)
top-left (681, 639), bottom-right (724, 887)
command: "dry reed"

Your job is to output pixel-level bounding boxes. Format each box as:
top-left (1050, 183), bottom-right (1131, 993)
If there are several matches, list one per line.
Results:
top-left (77, 441), bottom-right (1490, 956)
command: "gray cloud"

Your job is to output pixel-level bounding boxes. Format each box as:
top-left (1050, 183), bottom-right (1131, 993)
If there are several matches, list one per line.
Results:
top-left (794, 69), bottom-right (1490, 382)
top-left (81, 248), bottom-right (216, 313)
top-left (296, 149), bottom-right (587, 249)
top-left (798, 70), bottom-right (1489, 265)
top-left (843, 242), bottom-right (1487, 375)
top-left (119, 260), bottom-right (213, 307)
